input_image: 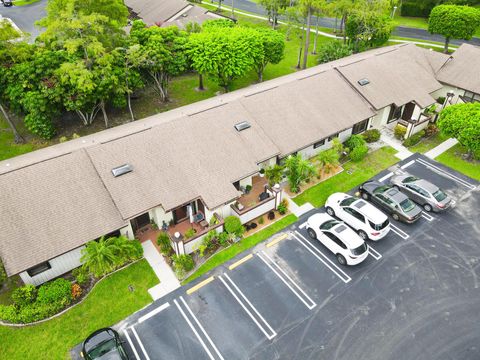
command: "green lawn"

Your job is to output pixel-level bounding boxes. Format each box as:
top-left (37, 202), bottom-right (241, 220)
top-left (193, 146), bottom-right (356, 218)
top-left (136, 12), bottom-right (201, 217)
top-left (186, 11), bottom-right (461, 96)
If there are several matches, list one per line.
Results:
top-left (408, 132), bottom-right (448, 154)
top-left (435, 144), bottom-right (480, 181)
top-left (0, 260), bottom-right (158, 360)
top-left (182, 214), bottom-right (298, 285)
top-left (12, 0), bottom-right (41, 5)
top-left (0, 117), bottom-right (47, 161)
top-left (294, 146), bottom-right (399, 207)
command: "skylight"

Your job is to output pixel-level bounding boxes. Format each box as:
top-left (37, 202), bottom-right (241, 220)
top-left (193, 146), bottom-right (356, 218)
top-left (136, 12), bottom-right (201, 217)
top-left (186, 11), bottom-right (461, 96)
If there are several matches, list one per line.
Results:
top-left (111, 164), bottom-right (133, 177)
top-left (358, 78), bottom-right (370, 86)
top-left (234, 121), bottom-right (251, 132)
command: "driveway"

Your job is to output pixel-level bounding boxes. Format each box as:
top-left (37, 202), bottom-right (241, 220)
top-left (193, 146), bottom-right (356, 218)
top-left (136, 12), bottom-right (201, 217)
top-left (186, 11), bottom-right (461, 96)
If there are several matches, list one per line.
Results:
top-left (0, 0), bottom-right (47, 40)
top-left (76, 152), bottom-right (480, 360)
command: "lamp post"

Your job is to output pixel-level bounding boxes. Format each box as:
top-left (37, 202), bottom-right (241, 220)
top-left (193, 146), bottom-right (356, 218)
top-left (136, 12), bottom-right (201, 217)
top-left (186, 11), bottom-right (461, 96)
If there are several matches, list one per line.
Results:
top-left (391, 6), bottom-right (398, 18)
top-left (443, 90), bottom-right (455, 109)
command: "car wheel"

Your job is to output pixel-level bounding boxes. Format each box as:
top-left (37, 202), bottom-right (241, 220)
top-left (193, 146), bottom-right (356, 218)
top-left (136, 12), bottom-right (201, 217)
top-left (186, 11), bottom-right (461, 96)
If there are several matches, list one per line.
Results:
top-left (326, 207), bottom-right (335, 217)
top-left (358, 230), bottom-right (368, 240)
top-left (423, 204), bottom-right (432, 212)
top-left (392, 213), bottom-right (400, 221)
top-left (307, 228), bottom-right (317, 240)
top-left (361, 192), bottom-right (369, 200)
top-left (336, 254), bottom-right (347, 266)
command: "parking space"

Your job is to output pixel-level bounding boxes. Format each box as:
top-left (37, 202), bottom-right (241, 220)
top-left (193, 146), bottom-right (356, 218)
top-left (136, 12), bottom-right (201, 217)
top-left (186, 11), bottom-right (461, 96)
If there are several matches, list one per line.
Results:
top-left (118, 154), bottom-right (480, 360)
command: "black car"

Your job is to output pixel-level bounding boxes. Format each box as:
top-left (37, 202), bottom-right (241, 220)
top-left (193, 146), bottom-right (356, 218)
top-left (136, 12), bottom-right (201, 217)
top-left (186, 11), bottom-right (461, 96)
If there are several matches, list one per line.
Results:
top-left (359, 181), bottom-right (422, 223)
top-left (2, 0), bottom-right (13, 6)
top-left (82, 328), bottom-right (129, 360)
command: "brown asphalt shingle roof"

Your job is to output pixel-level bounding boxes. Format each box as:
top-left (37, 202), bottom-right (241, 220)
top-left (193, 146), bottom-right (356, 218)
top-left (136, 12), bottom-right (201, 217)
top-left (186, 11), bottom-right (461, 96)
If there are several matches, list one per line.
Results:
top-left (124, 0), bottom-right (188, 25)
top-left (436, 44), bottom-right (480, 95)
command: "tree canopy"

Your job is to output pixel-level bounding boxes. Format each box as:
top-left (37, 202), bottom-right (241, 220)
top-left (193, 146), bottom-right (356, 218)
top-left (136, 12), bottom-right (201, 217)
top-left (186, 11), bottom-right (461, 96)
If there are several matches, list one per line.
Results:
top-left (428, 5), bottom-right (480, 53)
top-left (345, 9), bottom-right (393, 52)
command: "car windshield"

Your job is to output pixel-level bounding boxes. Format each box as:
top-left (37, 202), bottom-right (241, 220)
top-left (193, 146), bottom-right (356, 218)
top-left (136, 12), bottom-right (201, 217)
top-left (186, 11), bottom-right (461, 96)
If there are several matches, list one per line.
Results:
top-left (399, 199), bottom-right (416, 212)
top-left (351, 243), bottom-right (367, 256)
top-left (368, 219), bottom-right (389, 231)
top-left (87, 338), bottom-right (118, 359)
top-left (433, 189), bottom-right (448, 202)
top-left (373, 185), bottom-right (390, 194)
top-left (320, 220), bottom-right (338, 230)
top-left (402, 176), bottom-right (419, 183)
top-left (340, 197), bottom-right (357, 207)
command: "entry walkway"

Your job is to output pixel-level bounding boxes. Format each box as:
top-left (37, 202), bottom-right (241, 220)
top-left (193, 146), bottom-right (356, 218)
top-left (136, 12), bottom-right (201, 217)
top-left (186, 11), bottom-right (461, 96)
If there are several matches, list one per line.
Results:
top-left (142, 240), bottom-right (180, 300)
top-left (380, 128), bottom-right (413, 160)
top-left (284, 193), bottom-right (314, 217)
top-left (425, 138), bottom-right (458, 159)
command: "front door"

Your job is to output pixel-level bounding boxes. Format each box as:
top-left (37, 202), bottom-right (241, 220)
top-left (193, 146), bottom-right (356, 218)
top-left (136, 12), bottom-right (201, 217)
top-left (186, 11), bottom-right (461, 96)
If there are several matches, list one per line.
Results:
top-left (402, 102), bottom-right (415, 121)
top-left (173, 205), bottom-right (189, 224)
top-left (131, 213), bottom-right (151, 234)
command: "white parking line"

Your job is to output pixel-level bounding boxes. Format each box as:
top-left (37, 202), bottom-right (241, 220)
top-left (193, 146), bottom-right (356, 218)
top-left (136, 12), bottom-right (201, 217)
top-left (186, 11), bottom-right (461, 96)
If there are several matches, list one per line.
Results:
top-left (293, 231), bottom-right (352, 283)
top-left (174, 299), bottom-right (218, 360)
top-left (138, 302), bottom-right (170, 324)
top-left (258, 251), bottom-right (317, 310)
top-left (400, 160), bottom-right (415, 169)
top-left (389, 224), bottom-right (409, 240)
top-left (368, 245), bottom-right (382, 260)
top-left (123, 328), bottom-right (141, 360)
top-left (416, 158), bottom-right (476, 189)
top-left (421, 211), bottom-right (435, 222)
top-left (219, 274), bottom-right (277, 340)
top-left (131, 326), bottom-right (151, 360)
top-left (299, 221), bottom-right (307, 229)
top-left (379, 172), bottom-right (394, 182)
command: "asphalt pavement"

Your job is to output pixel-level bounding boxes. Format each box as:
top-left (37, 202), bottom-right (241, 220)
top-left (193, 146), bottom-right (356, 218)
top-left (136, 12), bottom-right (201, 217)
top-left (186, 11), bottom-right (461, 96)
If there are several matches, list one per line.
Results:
top-left (71, 153), bottom-right (480, 360)
top-left (0, 0), bottom-right (46, 40)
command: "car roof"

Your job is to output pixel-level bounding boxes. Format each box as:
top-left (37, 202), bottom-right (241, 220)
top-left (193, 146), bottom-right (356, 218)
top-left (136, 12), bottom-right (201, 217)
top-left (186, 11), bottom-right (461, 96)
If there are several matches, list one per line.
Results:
top-left (385, 187), bottom-right (408, 202)
top-left (351, 199), bottom-right (388, 222)
top-left (414, 178), bottom-right (438, 192)
top-left (331, 223), bottom-right (365, 248)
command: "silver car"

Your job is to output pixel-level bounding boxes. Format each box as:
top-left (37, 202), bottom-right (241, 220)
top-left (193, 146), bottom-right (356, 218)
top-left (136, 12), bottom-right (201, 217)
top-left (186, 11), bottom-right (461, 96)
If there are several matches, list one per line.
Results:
top-left (390, 175), bottom-right (452, 212)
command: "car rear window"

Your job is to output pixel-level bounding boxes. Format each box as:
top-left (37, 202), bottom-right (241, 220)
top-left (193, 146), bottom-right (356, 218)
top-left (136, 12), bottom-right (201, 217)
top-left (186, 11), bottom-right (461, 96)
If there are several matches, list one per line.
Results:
top-left (400, 199), bottom-right (416, 212)
top-left (368, 219), bottom-right (389, 231)
top-left (333, 224), bottom-right (347, 234)
top-left (340, 197), bottom-right (357, 206)
top-left (433, 189), bottom-right (447, 202)
top-left (351, 243), bottom-right (367, 256)
top-left (402, 176), bottom-right (418, 183)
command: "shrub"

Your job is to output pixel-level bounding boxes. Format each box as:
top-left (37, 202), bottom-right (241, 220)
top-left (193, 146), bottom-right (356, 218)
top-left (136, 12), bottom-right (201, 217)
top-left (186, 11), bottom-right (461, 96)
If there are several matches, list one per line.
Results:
top-left (284, 154), bottom-right (315, 193)
top-left (209, 214), bottom-right (219, 226)
top-left (394, 124), bottom-right (407, 139)
top-left (0, 258), bottom-right (7, 286)
top-left (71, 283), bottom-right (82, 299)
top-left (400, 1), bottom-right (432, 17)
top-left (317, 148), bottom-right (340, 175)
top-left (277, 199), bottom-right (289, 215)
top-left (245, 184), bottom-right (252, 193)
top-left (362, 129), bottom-right (381, 143)
top-left (157, 232), bottom-right (172, 256)
top-left (403, 130), bottom-right (425, 147)
top-left (265, 164), bottom-right (284, 186)
top-left (349, 144), bottom-right (369, 162)
top-left (37, 278), bottom-right (72, 307)
top-left (224, 216), bottom-right (245, 238)
top-left (258, 216), bottom-right (264, 225)
top-left (344, 134), bottom-right (366, 152)
top-left (436, 96), bottom-right (446, 104)
top-left (11, 285), bottom-right (37, 307)
top-left (72, 266), bottom-right (89, 286)
top-left (72, 133), bottom-right (81, 139)
top-left (199, 230), bottom-right (218, 257)
top-left (184, 228), bottom-right (197, 239)
top-left (172, 254), bottom-right (195, 278)
top-left (0, 302), bottom-right (63, 324)
top-left (425, 123), bottom-right (439, 137)
top-left (218, 232), bottom-right (229, 247)
top-left (59, 136), bottom-right (68, 143)
top-left (317, 41), bottom-right (353, 64)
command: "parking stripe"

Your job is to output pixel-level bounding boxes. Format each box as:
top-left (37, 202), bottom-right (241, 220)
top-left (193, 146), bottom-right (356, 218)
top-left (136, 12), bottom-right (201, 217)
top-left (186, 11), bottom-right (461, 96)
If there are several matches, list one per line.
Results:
top-left (368, 245), bottom-right (382, 260)
top-left (266, 233), bottom-right (289, 248)
top-left (131, 326), bottom-right (151, 360)
top-left (389, 224), bottom-right (409, 240)
top-left (421, 211), bottom-right (435, 222)
top-left (187, 276), bottom-right (215, 295)
top-left (124, 328), bottom-right (141, 360)
top-left (138, 302), bottom-right (170, 324)
top-left (299, 222), bottom-right (307, 229)
top-left (416, 158), bottom-right (476, 189)
top-left (219, 274), bottom-right (277, 340)
top-left (293, 231), bottom-right (352, 283)
top-left (174, 299), bottom-right (217, 360)
top-left (229, 254), bottom-right (253, 270)
top-left (180, 296), bottom-right (225, 360)
top-left (400, 160), bottom-right (415, 169)
top-left (379, 172), bottom-right (394, 182)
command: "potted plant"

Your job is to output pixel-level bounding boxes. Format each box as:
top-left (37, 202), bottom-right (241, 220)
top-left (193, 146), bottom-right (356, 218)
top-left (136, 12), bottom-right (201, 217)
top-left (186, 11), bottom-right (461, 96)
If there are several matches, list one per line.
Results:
top-left (259, 168), bottom-right (265, 177)
top-left (245, 184), bottom-right (252, 194)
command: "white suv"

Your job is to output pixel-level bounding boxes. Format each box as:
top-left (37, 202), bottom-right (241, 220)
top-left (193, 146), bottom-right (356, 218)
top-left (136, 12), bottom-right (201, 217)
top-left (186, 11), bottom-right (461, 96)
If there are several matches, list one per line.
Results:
top-left (306, 213), bottom-right (369, 266)
top-left (325, 193), bottom-right (390, 241)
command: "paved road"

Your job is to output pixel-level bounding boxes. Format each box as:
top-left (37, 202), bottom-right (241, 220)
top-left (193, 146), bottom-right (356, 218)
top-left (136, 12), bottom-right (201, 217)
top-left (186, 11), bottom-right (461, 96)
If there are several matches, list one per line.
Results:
top-left (70, 153), bottom-right (480, 360)
top-left (0, 0), bottom-right (47, 40)
top-left (228, 0), bottom-right (480, 46)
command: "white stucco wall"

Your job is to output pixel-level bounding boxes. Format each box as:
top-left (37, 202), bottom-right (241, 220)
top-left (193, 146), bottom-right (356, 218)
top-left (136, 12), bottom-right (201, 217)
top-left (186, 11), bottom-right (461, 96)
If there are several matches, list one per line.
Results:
top-left (19, 246), bottom-right (85, 286)
top-left (150, 205), bottom-right (173, 229)
top-left (370, 106), bottom-right (391, 128)
top-left (431, 85), bottom-right (463, 106)
top-left (239, 176), bottom-right (252, 188)
top-left (206, 201), bottom-right (236, 220)
top-left (120, 222), bottom-right (134, 239)
top-left (184, 225), bottom-right (224, 254)
top-left (236, 197), bottom-right (276, 224)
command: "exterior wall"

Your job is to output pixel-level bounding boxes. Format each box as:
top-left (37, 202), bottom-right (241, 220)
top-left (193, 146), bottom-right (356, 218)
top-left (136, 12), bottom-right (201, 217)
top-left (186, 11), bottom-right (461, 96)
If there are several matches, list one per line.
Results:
top-left (150, 205), bottom-right (173, 229)
top-left (120, 222), bottom-right (134, 239)
top-left (258, 157), bottom-right (277, 169)
top-left (431, 85), bottom-right (463, 105)
top-left (370, 106), bottom-right (391, 128)
top-left (297, 128), bottom-right (353, 160)
top-left (235, 196), bottom-right (276, 224)
top-left (239, 176), bottom-right (252, 188)
top-left (19, 246), bottom-right (85, 286)
top-left (410, 120), bottom-right (430, 136)
top-left (206, 201), bottom-right (235, 221)
top-left (184, 225), bottom-right (224, 254)
top-left (412, 105), bottom-right (422, 120)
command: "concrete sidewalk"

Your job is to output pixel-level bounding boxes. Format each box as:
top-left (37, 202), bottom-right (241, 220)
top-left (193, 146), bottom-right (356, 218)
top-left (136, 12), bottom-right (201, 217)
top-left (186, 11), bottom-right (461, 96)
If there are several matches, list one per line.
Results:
top-left (142, 240), bottom-right (180, 301)
top-left (425, 138), bottom-right (458, 159)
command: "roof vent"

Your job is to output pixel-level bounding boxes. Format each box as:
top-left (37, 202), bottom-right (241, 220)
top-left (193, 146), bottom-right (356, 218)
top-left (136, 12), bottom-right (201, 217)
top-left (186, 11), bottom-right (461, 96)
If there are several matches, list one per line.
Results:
top-left (112, 164), bottom-right (133, 177)
top-left (234, 121), bottom-right (251, 132)
top-left (358, 78), bottom-right (370, 86)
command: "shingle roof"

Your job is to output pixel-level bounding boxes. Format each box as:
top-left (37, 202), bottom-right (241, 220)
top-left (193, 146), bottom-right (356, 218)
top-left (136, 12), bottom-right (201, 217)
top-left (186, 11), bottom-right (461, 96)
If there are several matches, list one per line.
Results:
top-left (337, 44), bottom-right (443, 109)
top-left (0, 151), bottom-right (125, 276)
top-left (436, 44), bottom-right (480, 95)
top-left (124, 0), bottom-right (188, 25)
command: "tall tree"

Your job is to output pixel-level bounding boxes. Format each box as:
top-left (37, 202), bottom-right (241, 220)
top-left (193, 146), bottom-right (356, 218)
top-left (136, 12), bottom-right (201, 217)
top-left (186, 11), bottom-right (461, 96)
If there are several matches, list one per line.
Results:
top-left (252, 28), bottom-right (285, 82)
top-left (284, 154), bottom-right (315, 193)
top-left (131, 22), bottom-right (189, 102)
top-left (259, 0), bottom-right (289, 28)
top-left (300, 0), bottom-right (326, 69)
top-left (345, 9), bottom-right (393, 52)
top-left (428, 5), bottom-right (480, 53)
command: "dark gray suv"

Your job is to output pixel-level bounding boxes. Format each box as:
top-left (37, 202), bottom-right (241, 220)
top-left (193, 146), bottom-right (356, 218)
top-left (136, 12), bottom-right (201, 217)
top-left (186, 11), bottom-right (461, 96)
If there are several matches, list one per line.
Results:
top-left (359, 181), bottom-right (422, 223)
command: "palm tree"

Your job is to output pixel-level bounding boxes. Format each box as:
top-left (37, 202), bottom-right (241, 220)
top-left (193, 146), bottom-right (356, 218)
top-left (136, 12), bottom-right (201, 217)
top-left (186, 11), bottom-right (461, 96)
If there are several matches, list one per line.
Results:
top-left (265, 164), bottom-right (284, 186)
top-left (81, 236), bottom-right (119, 277)
top-left (285, 154), bottom-right (315, 193)
top-left (317, 148), bottom-right (339, 175)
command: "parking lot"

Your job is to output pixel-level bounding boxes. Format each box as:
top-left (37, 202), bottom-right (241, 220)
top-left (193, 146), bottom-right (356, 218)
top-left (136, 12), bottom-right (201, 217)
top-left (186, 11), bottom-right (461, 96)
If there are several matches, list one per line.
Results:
top-left (119, 153), bottom-right (480, 360)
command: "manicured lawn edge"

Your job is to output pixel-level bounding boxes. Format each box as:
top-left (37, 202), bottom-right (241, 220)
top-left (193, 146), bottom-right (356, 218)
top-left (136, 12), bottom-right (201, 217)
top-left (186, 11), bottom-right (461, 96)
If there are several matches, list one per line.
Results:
top-left (293, 146), bottom-right (399, 208)
top-left (435, 144), bottom-right (480, 181)
top-left (182, 214), bottom-right (298, 285)
top-left (0, 259), bottom-right (157, 360)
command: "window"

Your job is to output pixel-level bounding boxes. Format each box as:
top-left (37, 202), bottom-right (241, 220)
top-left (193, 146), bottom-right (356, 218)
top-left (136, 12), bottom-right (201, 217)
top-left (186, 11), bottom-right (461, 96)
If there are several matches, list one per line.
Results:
top-left (320, 220), bottom-right (338, 230)
top-left (346, 208), bottom-right (365, 223)
top-left (352, 119), bottom-right (369, 134)
top-left (462, 91), bottom-right (480, 103)
top-left (325, 232), bottom-right (347, 249)
top-left (387, 105), bottom-right (404, 123)
top-left (27, 261), bottom-right (51, 277)
top-left (313, 139), bottom-right (326, 149)
top-left (340, 197), bottom-right (357, 207)
top-left (328, 133), bottom-right (339, 141)
top-left (376, 194), bottom-right (394, 206)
